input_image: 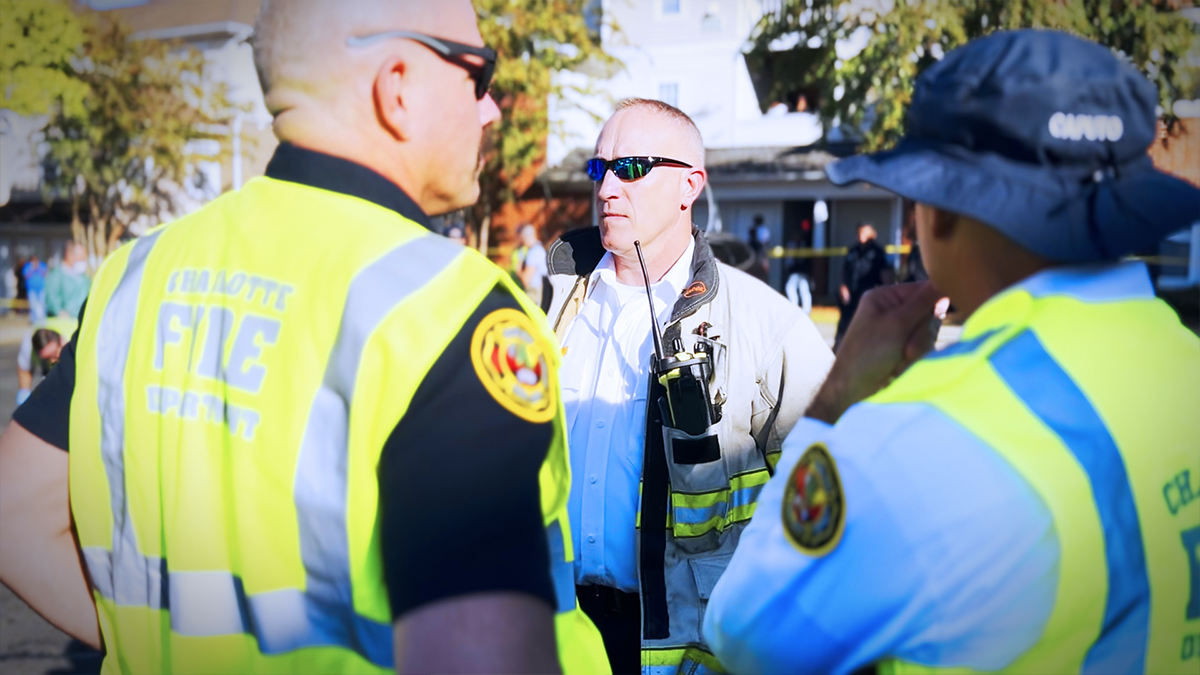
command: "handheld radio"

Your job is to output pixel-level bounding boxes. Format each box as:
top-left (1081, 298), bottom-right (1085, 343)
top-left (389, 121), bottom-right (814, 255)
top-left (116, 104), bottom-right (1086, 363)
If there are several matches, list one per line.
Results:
top-left (635, 241), bottom-right (721, 436)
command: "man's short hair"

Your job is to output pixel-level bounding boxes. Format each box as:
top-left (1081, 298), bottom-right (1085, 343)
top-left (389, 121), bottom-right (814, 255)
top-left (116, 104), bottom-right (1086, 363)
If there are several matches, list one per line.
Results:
top-left (613, 97), bottom-right (705, 168)
top-left (31, 329), bottom-right (61, 356)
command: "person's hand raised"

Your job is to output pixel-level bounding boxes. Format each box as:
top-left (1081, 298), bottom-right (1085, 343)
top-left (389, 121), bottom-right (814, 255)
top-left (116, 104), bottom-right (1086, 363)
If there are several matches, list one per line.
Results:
top-left (808, 282), bottom-right (948, 424)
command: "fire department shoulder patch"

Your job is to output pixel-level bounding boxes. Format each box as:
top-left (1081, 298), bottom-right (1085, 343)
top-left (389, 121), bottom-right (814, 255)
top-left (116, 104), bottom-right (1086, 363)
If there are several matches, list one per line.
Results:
top-left (781, 443), bottom-right (845, 556)
top-left (470, 307), bottom-right (557, 424)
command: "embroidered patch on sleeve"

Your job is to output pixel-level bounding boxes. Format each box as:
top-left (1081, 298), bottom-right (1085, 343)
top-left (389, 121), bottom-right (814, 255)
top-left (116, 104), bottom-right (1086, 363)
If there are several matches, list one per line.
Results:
top-left (470, 307), bottom-right (557, 424)
top-left (782, 443), bottom-right (846, 556)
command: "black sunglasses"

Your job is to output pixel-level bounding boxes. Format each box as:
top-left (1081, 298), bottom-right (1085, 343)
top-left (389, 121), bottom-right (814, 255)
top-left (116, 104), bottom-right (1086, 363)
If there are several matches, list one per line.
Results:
top-left (586, 156), bottom-right (693, 182)
top-left (346, 30), bottom-right (496, 100)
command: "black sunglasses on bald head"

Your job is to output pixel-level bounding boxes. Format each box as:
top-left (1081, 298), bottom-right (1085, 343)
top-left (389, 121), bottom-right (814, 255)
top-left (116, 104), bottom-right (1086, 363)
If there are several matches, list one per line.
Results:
top-left (346, 30), bottom-right (496, 100)
top-left (586, 156), bottom-right (693, 182)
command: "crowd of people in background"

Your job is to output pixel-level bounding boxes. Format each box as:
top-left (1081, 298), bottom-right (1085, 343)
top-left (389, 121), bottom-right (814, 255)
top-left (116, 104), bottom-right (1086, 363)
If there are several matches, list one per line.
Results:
top-left (3, 242), bottom-right (92, 325)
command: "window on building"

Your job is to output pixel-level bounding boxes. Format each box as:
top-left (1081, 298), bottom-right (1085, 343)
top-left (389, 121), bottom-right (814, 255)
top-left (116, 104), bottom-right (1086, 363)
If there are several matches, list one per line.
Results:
top-left (659, 83), bottom-right (679, 108)
top-left (662, 0), bottom-right (681, 16)
top-left (702, 2), bottom-right (721, 31)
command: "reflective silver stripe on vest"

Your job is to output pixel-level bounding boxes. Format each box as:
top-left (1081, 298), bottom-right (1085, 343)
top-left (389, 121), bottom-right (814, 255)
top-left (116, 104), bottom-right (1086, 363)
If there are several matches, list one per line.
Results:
top-left (89, 231), bottom-right (164, 609)
top-left (291, 234), bottom-right (462, 667)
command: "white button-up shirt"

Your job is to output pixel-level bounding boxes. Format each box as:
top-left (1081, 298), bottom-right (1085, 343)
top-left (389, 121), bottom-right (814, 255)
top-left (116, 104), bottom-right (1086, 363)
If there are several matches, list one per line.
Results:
top-left (560, 237), bottom-right (695, 591)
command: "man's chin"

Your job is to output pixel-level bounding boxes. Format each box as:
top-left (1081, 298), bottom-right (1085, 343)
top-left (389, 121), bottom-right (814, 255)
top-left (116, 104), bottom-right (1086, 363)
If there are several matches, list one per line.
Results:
top-left (598, 224), bottom-right (630, 255)
top-left (427, 181), bottom-right (482, 218)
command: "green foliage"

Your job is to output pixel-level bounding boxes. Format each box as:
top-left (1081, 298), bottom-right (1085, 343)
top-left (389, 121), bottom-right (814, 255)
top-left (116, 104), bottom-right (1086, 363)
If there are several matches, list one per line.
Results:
top-left (472, 0), bottom-right (617, 236)
top-left (0, 0), bottom-right (88, 117)
top-left (41, 17), bottom-right (243, 260)
top-left (748, 0), bottom-right (1200, 151)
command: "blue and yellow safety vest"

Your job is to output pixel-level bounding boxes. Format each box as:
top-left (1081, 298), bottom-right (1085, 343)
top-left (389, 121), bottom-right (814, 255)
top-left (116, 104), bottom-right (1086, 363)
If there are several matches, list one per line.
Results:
top-left (873, 264), bottom-right (1199, 674)
top-left (67, 167), bottom-right (607, 673)
top-left (702, 262), bottom-right (1199, 675)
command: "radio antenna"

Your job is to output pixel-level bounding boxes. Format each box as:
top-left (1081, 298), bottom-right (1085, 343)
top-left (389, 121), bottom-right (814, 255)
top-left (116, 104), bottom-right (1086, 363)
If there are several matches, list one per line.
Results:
top-left (634, 240), bottom-right (666, 362)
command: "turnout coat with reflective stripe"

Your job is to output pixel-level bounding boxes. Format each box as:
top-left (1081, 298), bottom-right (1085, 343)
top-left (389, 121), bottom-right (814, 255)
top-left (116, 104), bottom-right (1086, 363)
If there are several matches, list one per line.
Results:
top-left (68, 175), bottom-right (607, 674)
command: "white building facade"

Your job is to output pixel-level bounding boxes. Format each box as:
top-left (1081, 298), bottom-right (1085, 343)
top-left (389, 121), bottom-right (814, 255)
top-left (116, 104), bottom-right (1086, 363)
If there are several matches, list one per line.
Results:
top-left (549, 0), bottom-right (905, 297)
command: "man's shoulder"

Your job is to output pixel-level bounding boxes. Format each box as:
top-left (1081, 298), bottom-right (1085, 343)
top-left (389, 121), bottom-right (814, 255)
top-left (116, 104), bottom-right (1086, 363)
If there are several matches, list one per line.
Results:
top-left (817, 401), bottom-right (1050, 531)
top-left (780, 402), bottom-right (937, 466)
top-left (714, 261), bottom-right (803, 320)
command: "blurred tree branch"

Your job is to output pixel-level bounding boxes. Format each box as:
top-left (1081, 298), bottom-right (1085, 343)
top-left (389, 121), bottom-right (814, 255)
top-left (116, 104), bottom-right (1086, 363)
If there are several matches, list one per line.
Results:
top-left (36, 13), bottom-right (248, 265)
top-left (0, 0), bottom-right (88, 117)
top-left (471, 0), bottom-right (619, 253)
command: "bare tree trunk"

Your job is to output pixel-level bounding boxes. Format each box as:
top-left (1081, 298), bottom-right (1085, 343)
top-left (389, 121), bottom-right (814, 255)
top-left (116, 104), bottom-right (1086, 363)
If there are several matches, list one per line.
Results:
top-left (69, 198), bottom-right (90, 274)
top-left (89, 198), bottom-right (107, 260)
top-left (106, 221), bottom-right (125, 257)
top-left (478, 209), bottom-right (491, 258)
top-left (84, 223), bottom-right (97, 271)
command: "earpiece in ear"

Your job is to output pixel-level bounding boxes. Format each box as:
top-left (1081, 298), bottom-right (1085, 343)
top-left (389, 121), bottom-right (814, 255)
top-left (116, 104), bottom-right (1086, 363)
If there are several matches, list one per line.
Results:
top-left (681, 204), bottom-right (687, 211)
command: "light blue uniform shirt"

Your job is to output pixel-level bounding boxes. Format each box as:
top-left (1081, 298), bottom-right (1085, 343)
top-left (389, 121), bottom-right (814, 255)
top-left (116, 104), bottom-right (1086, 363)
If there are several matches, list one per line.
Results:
top-left (560, 240), bottom-right (694, 591)
top-left (702, 264), bottom-right (1150, 674)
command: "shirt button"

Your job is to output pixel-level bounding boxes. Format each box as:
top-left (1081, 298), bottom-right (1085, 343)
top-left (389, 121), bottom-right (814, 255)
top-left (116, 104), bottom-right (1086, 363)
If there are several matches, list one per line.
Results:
top-left (587, 535), bottom-right (596, 543)
top-left (597, 420), bottom-right (605, 428)
top-left (589, 475), bottom-right (597, 484)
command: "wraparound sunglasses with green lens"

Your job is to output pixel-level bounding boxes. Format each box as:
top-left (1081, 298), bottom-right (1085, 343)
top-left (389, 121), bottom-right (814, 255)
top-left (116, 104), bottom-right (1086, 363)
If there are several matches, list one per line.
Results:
top-left (587, 156), bottom-right (693, 182)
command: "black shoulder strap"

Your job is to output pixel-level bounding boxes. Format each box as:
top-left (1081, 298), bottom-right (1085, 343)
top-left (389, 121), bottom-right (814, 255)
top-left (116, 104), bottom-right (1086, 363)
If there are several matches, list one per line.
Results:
top-left (639, 374), bottom-right (670, 639)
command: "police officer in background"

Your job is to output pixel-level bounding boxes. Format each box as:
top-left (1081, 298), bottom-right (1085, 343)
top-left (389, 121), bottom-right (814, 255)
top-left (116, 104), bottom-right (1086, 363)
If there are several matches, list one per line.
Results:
top-left (835, 222), bottom-right (894, 350)
top-left (703, 30), bottom-right (1200, 674)
top-left (0, 1), bottom-right (606, 673)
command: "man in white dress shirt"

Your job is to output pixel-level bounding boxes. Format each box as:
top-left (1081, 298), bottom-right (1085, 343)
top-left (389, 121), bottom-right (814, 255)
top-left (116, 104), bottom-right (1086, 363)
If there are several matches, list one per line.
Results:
top-left (543, 98), bottom-right (834, 674)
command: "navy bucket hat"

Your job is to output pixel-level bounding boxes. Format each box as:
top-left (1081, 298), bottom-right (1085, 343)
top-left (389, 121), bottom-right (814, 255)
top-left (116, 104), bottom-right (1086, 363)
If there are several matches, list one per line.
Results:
top-left (826, 29), bottom-right (1200, 263)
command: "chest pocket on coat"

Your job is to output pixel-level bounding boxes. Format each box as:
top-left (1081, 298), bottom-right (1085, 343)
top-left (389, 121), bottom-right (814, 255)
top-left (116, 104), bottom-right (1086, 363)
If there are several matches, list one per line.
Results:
top-left (662, 418), bottom-right (728, 553)
top-left (659, 331), bottom-right (731, 553)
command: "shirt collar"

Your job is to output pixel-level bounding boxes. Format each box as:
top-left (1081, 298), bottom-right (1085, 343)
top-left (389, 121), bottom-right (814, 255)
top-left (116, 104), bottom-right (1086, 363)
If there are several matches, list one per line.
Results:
top-left (1009, 260), bottom-right (1154, 302)
top-left (590, 236), bottom-right (695, 316)
top-left (264, 142), bottom-right (432, 230)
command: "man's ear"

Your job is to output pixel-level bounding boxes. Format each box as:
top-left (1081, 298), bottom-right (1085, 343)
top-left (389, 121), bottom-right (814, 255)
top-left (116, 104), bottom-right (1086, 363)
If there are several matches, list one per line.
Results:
top-left (681, 168), bottom-right (707, 210)
top-left (374, 55), bottom-right (410, 141)
top-left (931, 206), bottom-right (958, 241)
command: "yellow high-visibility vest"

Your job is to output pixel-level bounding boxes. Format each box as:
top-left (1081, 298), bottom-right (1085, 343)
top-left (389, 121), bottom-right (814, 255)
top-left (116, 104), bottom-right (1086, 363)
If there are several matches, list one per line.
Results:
top-left (68, 173), bottom-right (609, 674)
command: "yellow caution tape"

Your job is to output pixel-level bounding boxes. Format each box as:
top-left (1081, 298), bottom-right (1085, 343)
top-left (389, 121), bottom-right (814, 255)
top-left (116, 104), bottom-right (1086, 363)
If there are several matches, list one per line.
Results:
top-left (766, 246), bottom-right (1191, 266)
top-left (767, 245), bottom-right (911, 258)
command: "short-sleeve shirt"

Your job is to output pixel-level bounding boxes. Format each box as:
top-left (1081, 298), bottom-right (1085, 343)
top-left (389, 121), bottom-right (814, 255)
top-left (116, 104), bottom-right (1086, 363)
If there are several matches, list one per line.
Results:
top-left (13, 144), bottom-right (559, 620)
top-left (703, 410), bottom-right (1057, 675)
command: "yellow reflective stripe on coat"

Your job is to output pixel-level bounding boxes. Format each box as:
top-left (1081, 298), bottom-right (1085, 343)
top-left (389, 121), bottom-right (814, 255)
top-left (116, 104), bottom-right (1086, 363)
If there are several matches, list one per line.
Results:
top-left (642, 646), bottom-right (725, 675)
top-left (68, 176), bottom-right (608, 674)
top-left (671, 468), bottom-right (772, 539)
